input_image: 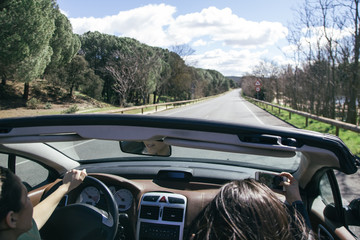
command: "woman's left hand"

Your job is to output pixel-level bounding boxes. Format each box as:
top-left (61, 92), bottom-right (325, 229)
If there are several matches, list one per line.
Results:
top-left (62, 169), bottom-right (87, 193)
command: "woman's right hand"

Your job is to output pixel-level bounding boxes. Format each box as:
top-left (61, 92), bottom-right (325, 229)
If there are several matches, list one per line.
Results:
top-left (280, 172), bottom-right (302, 204)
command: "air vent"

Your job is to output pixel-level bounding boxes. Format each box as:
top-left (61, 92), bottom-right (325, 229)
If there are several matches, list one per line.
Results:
top-left (143, 195), bottom-right (160, 202)
top-left (162, 207), bottom-right (184, 222)
top-left (0, 128), bottom-right (11, 134)
top-left (140, 205), bottom-right (159, 220)
top-left (168, 196), bottom-right (185, 204)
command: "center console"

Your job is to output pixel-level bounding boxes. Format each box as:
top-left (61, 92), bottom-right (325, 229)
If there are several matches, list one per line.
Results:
top-left (136, 192), bottom-right (187, 240)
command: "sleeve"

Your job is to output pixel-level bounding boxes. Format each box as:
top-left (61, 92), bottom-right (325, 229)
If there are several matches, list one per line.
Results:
top-left (18, 219), bottom-right (42, 240)
top-left (292, 200), bottom-right (312, 229)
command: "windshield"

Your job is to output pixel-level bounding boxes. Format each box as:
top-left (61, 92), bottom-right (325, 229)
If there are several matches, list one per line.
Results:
top-left (47, 139), bottom-right (301, 172)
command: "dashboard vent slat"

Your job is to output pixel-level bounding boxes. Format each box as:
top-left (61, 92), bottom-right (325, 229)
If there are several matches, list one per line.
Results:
top-left (140, 205), bottom-right (159, 220)
top-left (162, 207), bottom-right (184, 222)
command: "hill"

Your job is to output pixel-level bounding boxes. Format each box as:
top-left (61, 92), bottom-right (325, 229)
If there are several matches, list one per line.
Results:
top-left (0, 80), bottom-right (111, 118)
top-left (226, 76), bottom-right (242, 86)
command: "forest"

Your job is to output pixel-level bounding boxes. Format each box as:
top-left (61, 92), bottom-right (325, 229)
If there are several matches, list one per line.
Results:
top-left (0, 0), bottom-right (233, 108)
top-left (242, 0), bottom-right (360, 125)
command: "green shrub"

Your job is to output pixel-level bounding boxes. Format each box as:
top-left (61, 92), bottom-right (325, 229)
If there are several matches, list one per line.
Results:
top-left (62, 105), bottom-right (79, 114)
top-left (44, 102), bottom-right (52, 109)
top-left (26, 98), bottom-right (40, 109)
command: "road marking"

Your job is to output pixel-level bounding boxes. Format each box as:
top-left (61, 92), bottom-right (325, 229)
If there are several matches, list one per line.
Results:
top-left (241, 101), bottom-right (264, 125)
top-left (60, 139), bottom-right (95, 151)
top-left (16, 160), bottom-right (30, 166)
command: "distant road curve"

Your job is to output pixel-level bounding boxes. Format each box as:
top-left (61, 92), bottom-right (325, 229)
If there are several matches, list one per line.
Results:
top-left (152, 89), bottom-right (291, 128)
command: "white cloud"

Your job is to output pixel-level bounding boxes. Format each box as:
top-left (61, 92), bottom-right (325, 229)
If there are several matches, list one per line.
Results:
top-left (188, 49), bottom-right (268, 76)
top-left (70, 4), bottom-right (176, 46)
top-left (60, 9), bottom-right (69, 17)
top-left (169, 7), bottom-right (288, 48)
top-left (192, 39), bottom-right (207, 47)
top-left (69, 4), bottom-right (288, 49)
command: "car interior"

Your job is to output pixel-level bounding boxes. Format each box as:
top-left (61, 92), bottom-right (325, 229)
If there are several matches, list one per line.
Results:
top-left (0, 115), bottom-right (359, 240)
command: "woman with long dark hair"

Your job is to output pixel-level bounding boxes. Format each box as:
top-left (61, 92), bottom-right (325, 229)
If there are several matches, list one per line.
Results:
top-left (189, 172), bottom-right (313, 240)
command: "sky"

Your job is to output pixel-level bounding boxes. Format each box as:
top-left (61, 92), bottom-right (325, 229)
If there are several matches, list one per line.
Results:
top-left (57, 0), bottom-right (302, 76)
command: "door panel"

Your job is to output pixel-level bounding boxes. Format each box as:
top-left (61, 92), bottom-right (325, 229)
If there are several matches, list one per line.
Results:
top-left (310, 170), bottom-right (357, 240)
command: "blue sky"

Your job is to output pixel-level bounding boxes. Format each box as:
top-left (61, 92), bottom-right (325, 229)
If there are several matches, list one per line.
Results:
top-left (57, 0), bottom-right (301, 76)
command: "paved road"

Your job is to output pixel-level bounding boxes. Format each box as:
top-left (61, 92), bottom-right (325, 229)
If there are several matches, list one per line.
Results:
top-left (152, 89), bottom-right (359, 205)
top-left (153, 89), bottom-right (291, 127)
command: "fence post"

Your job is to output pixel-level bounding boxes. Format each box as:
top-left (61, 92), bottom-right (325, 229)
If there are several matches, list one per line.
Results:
top-left (289, 112), bottom-right (291, 120)
top-left (306, 117), bottom-right (308, 127)
top-left (336, 127), bottom-right (339, 136)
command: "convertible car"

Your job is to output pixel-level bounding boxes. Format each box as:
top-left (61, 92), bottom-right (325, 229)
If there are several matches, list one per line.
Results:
top-left (0, 114), bottom-right (359, 240)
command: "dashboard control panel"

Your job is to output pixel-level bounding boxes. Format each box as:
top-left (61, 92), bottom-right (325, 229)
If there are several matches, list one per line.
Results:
top-left (136, 192), bottom-right (187, 240)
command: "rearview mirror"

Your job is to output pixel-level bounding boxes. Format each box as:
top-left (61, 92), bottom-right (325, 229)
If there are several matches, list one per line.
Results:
top-left (120, 140), bottom-right (171, 157)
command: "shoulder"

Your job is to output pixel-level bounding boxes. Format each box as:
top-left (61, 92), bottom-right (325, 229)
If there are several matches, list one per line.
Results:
top-left (18, 219), bottom-right (41, 240)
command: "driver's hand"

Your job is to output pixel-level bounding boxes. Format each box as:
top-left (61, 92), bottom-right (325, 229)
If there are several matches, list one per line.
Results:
top-left (280, 172), bottom-right (302, 204)
top-left (63, 169), bottom-right (87, 193)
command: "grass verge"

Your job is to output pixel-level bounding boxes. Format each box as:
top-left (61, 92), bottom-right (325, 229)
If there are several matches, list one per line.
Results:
top-left (253, 102), bottom-right (360, 156)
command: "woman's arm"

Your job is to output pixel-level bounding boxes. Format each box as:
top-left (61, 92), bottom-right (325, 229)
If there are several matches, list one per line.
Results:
top-left (32, 169), bottom-right (87, 229)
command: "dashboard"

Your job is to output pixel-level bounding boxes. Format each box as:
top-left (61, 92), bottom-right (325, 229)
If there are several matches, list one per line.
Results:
top-left (64, 173), bottom-right (222, 240)
top-left (38, 166), bottom-right (286, 240)
top-left (77, 185), bottom-right (133, 212)
top-left (44, 163), bottom-right (287, 240)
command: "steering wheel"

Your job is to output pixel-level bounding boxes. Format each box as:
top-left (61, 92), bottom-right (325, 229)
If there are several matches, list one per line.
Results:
top-left (40, 176), bottom-right (119, 240)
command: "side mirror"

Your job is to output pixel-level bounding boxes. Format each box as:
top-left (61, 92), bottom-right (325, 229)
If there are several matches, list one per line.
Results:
top-left (347, 198), bottom-right (360, 226)
top-left (340, 198), bottom-right (360, 227)
top-left (120, 140), bottom-right (171, 157)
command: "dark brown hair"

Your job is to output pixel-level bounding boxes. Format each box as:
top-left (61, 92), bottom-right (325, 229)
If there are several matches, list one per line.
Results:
top-left (188, 179), bottom-right (311, 240)
top-left (0, 167), bottom-right (23, 220)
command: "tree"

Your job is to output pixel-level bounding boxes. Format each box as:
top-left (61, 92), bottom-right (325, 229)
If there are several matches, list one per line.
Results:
top-left (106, 50), bottom-right (139, 106)
top-left (284, 0), bottom-right (360, 123)
top-left (79, 31), bottom-right (122, 103)
top-left (65, 55), bottom-right (88, 97)
top-left (0, 0), bottom-right (56, 100)
top-left (78, 31), bottom-right (229, 105)
top-left (134, 46), bottom-right (158, 105)
top-left (344, 0), bottom-right (360, 123)
top-left (170, 44), bottom-right (197, 66)
top-left (45, 7), bottom-right (80, 76)
top-left (80, 68), bottom-right (103, 100)
top-left (152, 49), bottom-right (171, 103)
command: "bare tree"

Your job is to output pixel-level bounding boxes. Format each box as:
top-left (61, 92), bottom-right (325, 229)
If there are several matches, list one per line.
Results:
top-left (170, 44), bottom-right (197, 66)
top-left (105, 51), bottom-right (139, 106)
top-left (284, 0), bottom-right (360, 122)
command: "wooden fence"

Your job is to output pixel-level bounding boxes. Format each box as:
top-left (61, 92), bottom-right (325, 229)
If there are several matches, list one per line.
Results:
top-left (247, 97), bottom-right (360, 136)
top-left (105, 97), bottom-right (210, 114)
